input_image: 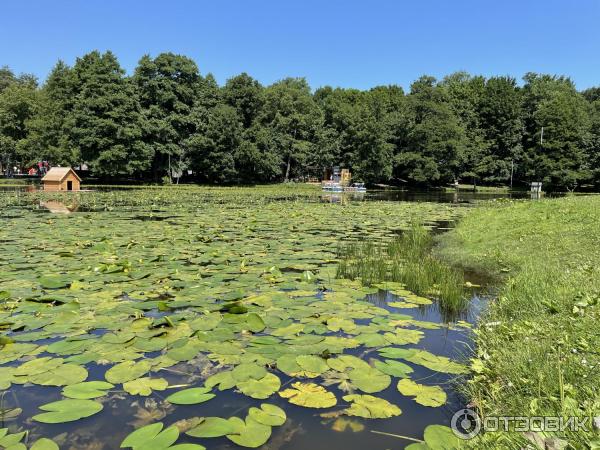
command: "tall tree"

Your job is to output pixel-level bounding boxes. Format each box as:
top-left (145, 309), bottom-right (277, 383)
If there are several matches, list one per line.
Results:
top-left (23, 61), bottom-right (78, 165)
top-left (259, 78), bottom-right (321, 181)
top-left (134, 53), bottom-right (201, 179)
top-left (395, 76), bottom-right (466, 185)
top-left (187, 104), bottom-right (242, 182)
top-left (0, 80), bottom-right (39, 173)
top-left (223, 73), bottom-right (264, 128)
top-left (522, 73), bottom-right (591, 189)
top-left (69, 51), bottom-right (151, 176)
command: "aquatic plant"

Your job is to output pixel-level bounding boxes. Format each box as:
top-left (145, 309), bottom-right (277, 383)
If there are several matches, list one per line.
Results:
top-left (0, 186), bottom-right (469, 448)
top-left (336, 224), bottom-right (468, 313)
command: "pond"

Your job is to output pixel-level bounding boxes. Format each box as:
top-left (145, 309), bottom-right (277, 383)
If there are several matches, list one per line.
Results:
top-left (0, 186), bottom-right (490, 449)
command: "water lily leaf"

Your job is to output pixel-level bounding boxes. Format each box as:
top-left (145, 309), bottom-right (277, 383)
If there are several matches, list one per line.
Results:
top-left (39, 275), bottom-right (71, 289)
top-left (377, 347), bottom-right (418, 359)
top-left (244, 313), bottom-right (266, 333)
top-left (271, 323), bottom-right (304, 337)
top-left (231, 363), bottom-right (267, 382)
top-left (326, 355), bottom-right (370, 372)
top-left (342, 394), bottom-right (401, 418)
top-left (105, 360), bottom-right (153, 384)
top-left (248, 403), bottom-right (286, 426)
top-left (354, 333), bottom-right (388, 347)
top-left (348, 366), bottom-right (391, 393)
top-left (383, 328), bottom-right (423, 345)
top-left (14, 357), bottom-right (62, 377)
top-left (330, 417), bottom-right (365, 433)
top-left (423, 424), bottom-right (461, 449)
top-left (226, 417), bottom-right (272, 448)
top-left (279, 382), bottom-right (337, 408)
top-left (166, 387), bottom-right (216, 405)
top-left (123, 377), bottom-right (168, 396)
top-left (295, 355), bottom-right (329, 377)
top-left (276, 354), bottom-right (302, 376)
top-left (62, 381), bottom-right (114, 399)
top-left (237, 373), bottom-right (280, 399)
top-left (186, 417), bottom-right (237, 438)
top-left (205, 370), bottom-right (236, 390)
top-left (405, 350), bottom-right (467, 374)
top-left (33, 399), bottom-right (103, 423)
top-left (120, 422), bottom-right (179, 449)
top-left (30, 438), bottom-right (60, 450)
top-left (327, 318), bottom-right (356, 332)
top-left (0, 430), bottom-right (25, 447)
top-left (397, 379), bottom-right (446, 407)
top-left (373, 359), bottom-right (413, 378)
top-left (30, 363), bottom-right (88, 386)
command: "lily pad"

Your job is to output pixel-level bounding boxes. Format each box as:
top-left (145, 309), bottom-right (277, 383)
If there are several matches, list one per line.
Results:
top-left (397, 379), bottom-right (447, 407)
top-left (33, 399), bottom-right (103, 423)
top-left (226, 417), bottom-right (272, 448)
top-left (123, 377), bottom-right (168, 396)
top-left (248, 403), bottom-right (286, 426)
top-left (342, 394), bottom-right (401, 418)
top-left (166, 387), bottom-right (216, 405)
top-left (62, 381), bottom-right (114, 399)
top-left (279, 382), bottom-right (337, 408)
top-left (186, 417), bottom-right (237, 438)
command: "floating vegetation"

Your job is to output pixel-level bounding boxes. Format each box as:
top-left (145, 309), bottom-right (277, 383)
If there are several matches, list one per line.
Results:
top-left (0, 186), bottom-right (472, 448)
top-left (336, 223), bottom-right (468, 315)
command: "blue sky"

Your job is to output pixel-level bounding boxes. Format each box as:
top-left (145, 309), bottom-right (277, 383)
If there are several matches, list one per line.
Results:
top-left (1, 0), bottom-right (599, 90)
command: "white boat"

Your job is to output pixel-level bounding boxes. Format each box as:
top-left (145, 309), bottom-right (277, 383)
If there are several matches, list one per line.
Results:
top-left (344, 182), bottom-right (366, 193)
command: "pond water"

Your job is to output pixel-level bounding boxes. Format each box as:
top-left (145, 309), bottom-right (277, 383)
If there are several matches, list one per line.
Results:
top-left (0, 187), bottom-right (493, 449)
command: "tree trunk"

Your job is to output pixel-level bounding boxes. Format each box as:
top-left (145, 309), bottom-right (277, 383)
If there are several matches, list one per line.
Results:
top-left (284, 155), bottom-right (291, 182)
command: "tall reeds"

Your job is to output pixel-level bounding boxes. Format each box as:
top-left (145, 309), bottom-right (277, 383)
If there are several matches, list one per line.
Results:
top-left (336, 223), bottom-right (467, 313)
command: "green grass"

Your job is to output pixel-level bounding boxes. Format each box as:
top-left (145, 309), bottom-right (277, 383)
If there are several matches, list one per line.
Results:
top-left (438, 196), bottom-right (600, 449)
top-left (336, 224), bottom-right (468, 316)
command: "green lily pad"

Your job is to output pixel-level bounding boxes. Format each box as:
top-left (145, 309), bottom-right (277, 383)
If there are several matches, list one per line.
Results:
top-left (63, 381), bottom-right (114, 399)
top-left (226, 417), bottom-right (272, 448)
top-left (33, 399), bottom-right (103, 423)
top-left (123, 377), bottom-right (168, 396)
top-left (248, 403), bottom-right (286, 426)
top-left (186, 417), bottom-right (238, 438)
top-left (348, 366), bottom-right (391, 393)
top-left (342, 394), bottom-right (401, 418)
top-left (105, 360), bottom-right (153, 384)
top-left (30, 438), bottom-right (60, 450)
top-left (397, 379), bottom-right (447, 407)
top-left (237, 373), bottom-right (281, 399)
top-left (166, 387), bottom-right (216, 405)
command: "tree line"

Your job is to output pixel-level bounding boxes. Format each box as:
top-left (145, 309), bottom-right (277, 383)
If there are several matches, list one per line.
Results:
top-left (1, 50), bottom-right (599, 189)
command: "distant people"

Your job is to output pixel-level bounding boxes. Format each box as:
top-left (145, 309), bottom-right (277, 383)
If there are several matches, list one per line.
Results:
top-left (28, 167), bottom-right (37, 176)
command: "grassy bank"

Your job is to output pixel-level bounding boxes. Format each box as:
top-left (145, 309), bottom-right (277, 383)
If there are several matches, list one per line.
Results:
top-left (438, 196), bottom-right (600, 448)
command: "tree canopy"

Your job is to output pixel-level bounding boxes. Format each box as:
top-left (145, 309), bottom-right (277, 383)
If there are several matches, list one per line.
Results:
top-left (1, 52), bottom-right (599, 190)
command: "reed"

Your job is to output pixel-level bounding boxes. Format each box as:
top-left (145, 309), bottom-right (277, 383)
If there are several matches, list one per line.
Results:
top-left (336, 224), bottom-right (467, 313)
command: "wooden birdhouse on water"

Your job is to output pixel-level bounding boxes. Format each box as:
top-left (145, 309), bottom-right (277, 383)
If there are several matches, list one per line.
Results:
top-left (42, 167), bottom-right (81, 191)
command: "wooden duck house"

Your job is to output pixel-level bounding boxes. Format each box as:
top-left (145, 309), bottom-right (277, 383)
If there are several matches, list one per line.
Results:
top-left (42, 167), bottom-right (81, 191)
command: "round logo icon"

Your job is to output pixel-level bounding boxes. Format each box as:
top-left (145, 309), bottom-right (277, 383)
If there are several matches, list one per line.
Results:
top-left (451, 408), bottom-right (482, 439)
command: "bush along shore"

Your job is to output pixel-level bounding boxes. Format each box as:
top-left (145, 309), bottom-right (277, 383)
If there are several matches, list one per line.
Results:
top-left (438, 195), bottom-right (600, 449)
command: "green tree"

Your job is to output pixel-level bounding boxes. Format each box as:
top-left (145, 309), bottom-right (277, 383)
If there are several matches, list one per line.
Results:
top-left (396, 76), bottom-right (466, 185)
top-left (522, 73), bottom-right (591, 189)
top-left (23, 61), bottom-right (78, 165)
top-left (134, 53), bottom-right (201, 179)
top-left (0, 80), bottom-right (40, 173)
top-left (186, 104), bottom-right (242, 182)
top-left (259, 78), bottom-right (322, 181)
top-left (70, 51), bottom-right (151, 176)
top-left (223, 73), bottom-right (264, 128)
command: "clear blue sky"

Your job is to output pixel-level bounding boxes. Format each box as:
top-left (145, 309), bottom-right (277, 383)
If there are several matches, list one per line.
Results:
top-left (1, 0), bottom-right (599, 91)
